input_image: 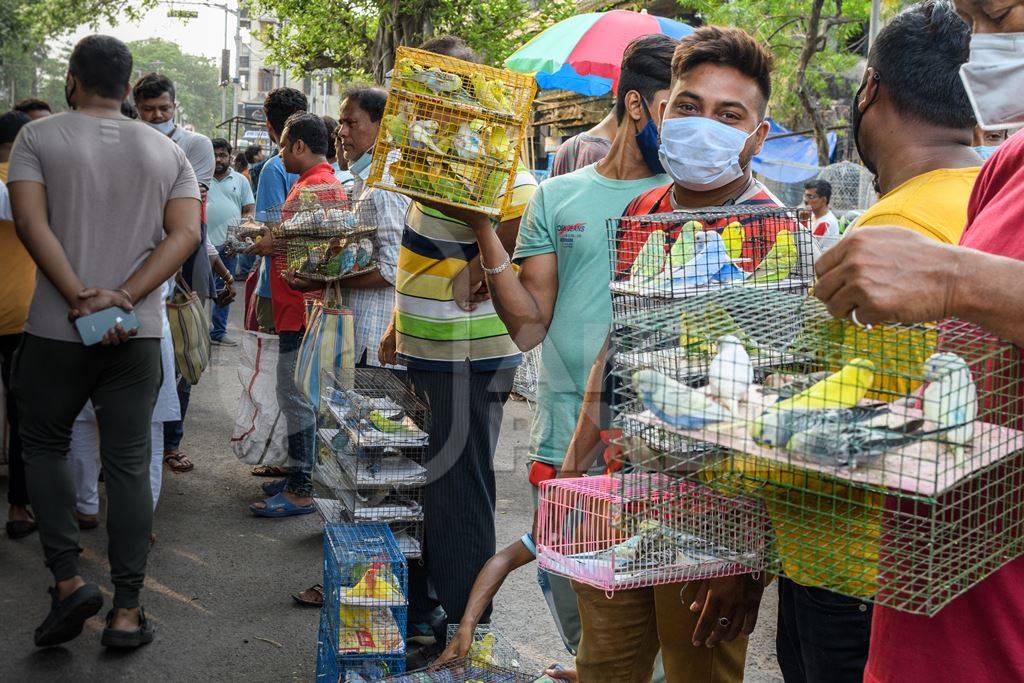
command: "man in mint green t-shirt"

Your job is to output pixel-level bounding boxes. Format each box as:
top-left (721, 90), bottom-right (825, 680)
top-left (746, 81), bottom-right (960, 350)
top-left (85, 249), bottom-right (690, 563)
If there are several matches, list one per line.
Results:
top-left (447, 33), bottom-right (676, 655)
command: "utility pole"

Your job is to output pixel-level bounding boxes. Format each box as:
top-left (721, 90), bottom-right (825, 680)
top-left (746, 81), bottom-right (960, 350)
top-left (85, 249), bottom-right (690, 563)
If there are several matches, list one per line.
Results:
top-left (165, 0), bottom-right (241, 124)
top-left (868, 0), bottom-right (881, 51)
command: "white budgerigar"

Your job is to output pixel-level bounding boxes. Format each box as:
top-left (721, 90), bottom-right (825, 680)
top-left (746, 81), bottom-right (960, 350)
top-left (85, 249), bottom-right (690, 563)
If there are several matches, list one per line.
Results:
top-left (922, 352), bottom-right (977, 455)
top-left (633, 368), bottom-right (732, 430)
top-left (708, 335), bottom-right (753, 413)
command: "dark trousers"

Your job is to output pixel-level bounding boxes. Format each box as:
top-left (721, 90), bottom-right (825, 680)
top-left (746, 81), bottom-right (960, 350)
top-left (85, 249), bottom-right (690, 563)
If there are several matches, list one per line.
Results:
top-left (776, 577), bottom-right (873, 683)
top-left (1, 333), bottom-right (28, 507)
top-left (210, 246), bottom-right (237, 341)
top-left (278, 330), bottom-right (317, 497)
top-left (162, 378), bottom-right (192, 453)
top-left (13, 335), bottom-right (161, 608)
top-left (406, 364), bottom-right (516, 628)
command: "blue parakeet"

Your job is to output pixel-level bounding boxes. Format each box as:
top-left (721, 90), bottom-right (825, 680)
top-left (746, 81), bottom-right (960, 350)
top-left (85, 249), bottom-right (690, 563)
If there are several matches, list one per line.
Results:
top-left (633, 368), bottom-right (732, 429)
top-left (336, 243), bottom-right (358, 276)
top-left (356, 238), bottom-right (374, 268)
top-left (660, 230), bottom-right (745, 289)
top-left (922, 352), bottom-right (977, 456)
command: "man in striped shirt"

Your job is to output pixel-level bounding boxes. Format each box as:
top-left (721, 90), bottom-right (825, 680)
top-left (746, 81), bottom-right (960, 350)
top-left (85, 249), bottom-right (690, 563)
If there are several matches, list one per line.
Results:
top-left (377, 35), bottom-right (538, 646)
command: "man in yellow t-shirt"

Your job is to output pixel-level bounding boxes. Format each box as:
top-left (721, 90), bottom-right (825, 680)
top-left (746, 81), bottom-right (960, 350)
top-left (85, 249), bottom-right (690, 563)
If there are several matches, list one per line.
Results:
top-left (770, 5), bottom-right (983, 681)
top-left (0, 109), bottom-right (38, 538)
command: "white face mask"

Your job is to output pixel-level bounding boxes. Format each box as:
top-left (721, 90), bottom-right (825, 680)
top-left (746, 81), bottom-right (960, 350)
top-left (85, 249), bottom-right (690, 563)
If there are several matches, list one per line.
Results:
top-left (960, 32), bottom-right (1024, 131)
top-left (658, 117), bottom-right (761, 191)
top-left (146, 119), bottom-right (176, 136)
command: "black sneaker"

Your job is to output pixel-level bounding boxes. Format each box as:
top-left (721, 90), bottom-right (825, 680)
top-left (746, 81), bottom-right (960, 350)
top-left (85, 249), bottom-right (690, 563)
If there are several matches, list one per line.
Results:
top-left (101, 607), bottom-right (155, 649)
top-left (34, 583), bottom-right (103, 647)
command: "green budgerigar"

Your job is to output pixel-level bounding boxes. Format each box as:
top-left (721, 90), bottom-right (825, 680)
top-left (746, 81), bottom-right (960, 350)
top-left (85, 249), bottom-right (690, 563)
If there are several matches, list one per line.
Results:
top-left (630, 230), bottom-right (667, 281)
top-left (748, 229), bottom-right (797, 284)
top-left (667, 220), bottom-right (702, 269)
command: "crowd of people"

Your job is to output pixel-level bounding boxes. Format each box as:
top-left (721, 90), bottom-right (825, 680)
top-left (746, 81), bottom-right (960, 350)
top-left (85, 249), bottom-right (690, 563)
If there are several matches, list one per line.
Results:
top-left (2, 0), bottom-right (1024, 680)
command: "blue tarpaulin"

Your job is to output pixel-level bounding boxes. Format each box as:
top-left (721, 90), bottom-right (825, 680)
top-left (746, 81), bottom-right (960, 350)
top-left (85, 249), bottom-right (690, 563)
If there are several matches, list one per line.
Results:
top-left (753, 118), bottom-right (837, 183)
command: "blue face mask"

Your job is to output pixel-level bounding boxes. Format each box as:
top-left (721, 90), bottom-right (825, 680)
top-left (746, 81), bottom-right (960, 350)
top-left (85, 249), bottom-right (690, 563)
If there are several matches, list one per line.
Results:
top-left (635, 98), bottom-right (664, 175)
top-left (658, 116), bottom-right (760, 191)
top-left (349, 149), bottom-right (372, 175)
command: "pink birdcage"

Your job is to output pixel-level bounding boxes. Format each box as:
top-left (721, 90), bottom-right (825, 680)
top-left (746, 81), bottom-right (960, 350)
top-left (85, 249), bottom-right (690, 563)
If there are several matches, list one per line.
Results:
top-left (535, 474), bottom-right (768, 592)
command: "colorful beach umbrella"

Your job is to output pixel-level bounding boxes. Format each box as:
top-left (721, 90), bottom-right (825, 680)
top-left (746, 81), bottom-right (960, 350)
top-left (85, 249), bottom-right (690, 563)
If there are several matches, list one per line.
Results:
top-left (506, 10), bottom-right (694, 96)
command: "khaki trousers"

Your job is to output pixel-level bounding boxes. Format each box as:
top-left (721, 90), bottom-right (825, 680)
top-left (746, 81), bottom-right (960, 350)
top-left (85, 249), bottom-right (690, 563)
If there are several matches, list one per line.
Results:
top-left (573, 581), bottom-right (747, 683)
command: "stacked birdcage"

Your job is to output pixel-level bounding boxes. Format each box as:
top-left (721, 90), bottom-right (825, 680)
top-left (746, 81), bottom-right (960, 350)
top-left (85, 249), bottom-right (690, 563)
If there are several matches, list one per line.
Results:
top-left (267, 187), bottom-right (382, 284)
top-left (609, 254), bottom-right (1024, 614)
top-left (315, 368), bottom-right (429, 559)
top-left (316, 523), bottom-right (408, 681)
top-left (368, 46), bottom-right (537, 217)
top-left (535, 473), bottom-right (768, 591)
top-left (221, 217), bottom-right (265, 257)
top-left (380, 657), bottom-right (534, 683)
top-left (608, 205), bottom-right (816, 321)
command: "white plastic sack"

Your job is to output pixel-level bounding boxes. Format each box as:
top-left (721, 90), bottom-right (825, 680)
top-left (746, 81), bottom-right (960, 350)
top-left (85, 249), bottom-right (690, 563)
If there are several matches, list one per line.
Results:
top-left (231, 332), bottom-right (289, 467)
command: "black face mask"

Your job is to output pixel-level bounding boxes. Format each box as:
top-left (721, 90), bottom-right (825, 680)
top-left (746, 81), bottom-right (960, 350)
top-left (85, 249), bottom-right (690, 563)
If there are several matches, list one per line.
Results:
top-left (851, 72), bottom-right (880, 176)
top-left (65, 79), bottom-right (76, 110)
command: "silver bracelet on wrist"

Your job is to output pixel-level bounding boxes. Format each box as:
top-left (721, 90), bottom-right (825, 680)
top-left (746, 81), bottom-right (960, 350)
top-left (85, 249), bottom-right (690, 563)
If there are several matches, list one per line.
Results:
top-left (481, 254), bottom-right (512, 276)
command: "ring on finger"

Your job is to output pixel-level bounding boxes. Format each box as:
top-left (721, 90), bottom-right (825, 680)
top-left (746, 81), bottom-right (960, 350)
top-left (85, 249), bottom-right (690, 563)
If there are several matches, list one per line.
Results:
top-left (718, 616), bottom-right (731, 628)
top-left (850, 307), bottom-right (873, 331)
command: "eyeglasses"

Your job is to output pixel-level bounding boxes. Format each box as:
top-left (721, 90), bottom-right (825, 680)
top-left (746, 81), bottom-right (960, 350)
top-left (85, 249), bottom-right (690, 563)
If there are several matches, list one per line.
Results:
top-left (803, 194), bottom-right (820, 201)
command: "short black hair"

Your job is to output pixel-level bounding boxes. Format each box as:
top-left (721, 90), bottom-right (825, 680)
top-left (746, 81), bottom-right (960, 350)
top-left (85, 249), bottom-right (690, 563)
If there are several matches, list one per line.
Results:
top-left (673, 26), bottom-right (774, 115)
top-left (341, 87), bottom-right (387, 123)
top-left (282, 112), bottom-right (329, 155)
top-left (616, 34), bottom-right (677, 123)
top-left (69, 35), bottom-right (133, 100)
top-left (233, 151), bottom-right (248, 171)
top-left (0, 110), bottom-right (32, 145)
top-left (120, 100), bottom-right (138, 119)
top-left (263, 87), bottom-right (307, 137)
top-left (804, 179), bottom-right (832, 203)
top-left (418, 35), bottom-right (481, 63)
top-left (132, 72), bottom-right (176, 103)
top-left (212, 137), bottom-right (232, 154)
top-left (13, 98), bottom-right (51, 114)
top-left (869, 0), bottom-right (975, 129)
top-left (244, 144), bottom-right (263, 163)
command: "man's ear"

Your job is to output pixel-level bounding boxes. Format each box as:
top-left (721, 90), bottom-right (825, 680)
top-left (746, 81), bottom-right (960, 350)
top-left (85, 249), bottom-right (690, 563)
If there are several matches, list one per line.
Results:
top-left (858, 67), bottom-right (880, 113)
top-left (624, 90), bottom-right (644, 124)
top-left (751, 118), bottom-right (770, 156)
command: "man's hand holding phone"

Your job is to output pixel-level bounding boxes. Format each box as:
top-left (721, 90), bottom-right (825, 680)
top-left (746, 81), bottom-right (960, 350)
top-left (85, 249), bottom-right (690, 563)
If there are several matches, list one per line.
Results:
top-left (71, 288), bottom-right (138, 346)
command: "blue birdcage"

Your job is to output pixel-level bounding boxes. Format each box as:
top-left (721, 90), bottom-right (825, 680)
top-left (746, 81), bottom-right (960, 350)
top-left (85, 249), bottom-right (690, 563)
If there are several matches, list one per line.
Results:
top-left (316, 523), bottom-right (408, 681)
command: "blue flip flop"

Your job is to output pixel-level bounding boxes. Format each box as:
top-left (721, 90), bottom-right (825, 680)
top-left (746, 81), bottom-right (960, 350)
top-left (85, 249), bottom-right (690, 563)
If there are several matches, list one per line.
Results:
top-left (249, 492), bottom-right (315, 518)
top-left (261, 478), bottom-right (288, 497)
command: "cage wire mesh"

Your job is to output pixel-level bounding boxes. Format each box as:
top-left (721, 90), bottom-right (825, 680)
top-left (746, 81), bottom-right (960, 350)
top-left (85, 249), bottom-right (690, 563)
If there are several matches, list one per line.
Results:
top-left (755, 161), bottom-right (877, 213)
top-left (607, 205), bottom-right (816, 321)
top-left (264, 187), bottom-right (389, 285)
top-left (609, 278), bottom-right (1024, 614)
top-left (535, 473), bottom-right (768, 591)
top-left (444, 624), bottom-right (522, 671)
top-left (316, 523), bottom-right (408, 680)
top-left (368, 46), bottom-right (537, 217)
top-left (380, 657), bottom-right (534, 683)
top-left (221, 217), bottom-right (265, 257)
top-left (316, 368), bottom-right (429, 559)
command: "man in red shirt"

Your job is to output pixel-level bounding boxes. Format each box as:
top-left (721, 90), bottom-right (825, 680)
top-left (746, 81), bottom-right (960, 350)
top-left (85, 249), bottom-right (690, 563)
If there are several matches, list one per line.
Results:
top-left (815, 1), bottom-right (1024, 678)
top-left (250, 112), bottom-right (345, 517)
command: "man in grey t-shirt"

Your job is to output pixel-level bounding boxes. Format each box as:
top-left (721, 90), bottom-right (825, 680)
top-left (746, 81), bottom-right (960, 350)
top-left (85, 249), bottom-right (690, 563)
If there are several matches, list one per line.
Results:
top-left (7, 35), bottom-right (200, 650)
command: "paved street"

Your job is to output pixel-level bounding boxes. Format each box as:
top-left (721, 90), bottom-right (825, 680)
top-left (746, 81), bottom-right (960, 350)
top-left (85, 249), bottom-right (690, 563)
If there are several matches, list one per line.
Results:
top-left (0, 298), bottom-right (782, 681)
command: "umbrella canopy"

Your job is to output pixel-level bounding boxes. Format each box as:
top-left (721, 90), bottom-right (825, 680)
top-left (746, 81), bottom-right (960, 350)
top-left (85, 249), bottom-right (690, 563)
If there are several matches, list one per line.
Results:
top-left (506, 10), bottom-right (693, 96)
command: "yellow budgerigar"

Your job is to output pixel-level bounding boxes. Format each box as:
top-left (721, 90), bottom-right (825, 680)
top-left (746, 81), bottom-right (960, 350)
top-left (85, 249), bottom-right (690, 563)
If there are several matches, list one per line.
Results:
top-left (772, 358), bottom-right (876, 411)
top-left (721, 221), bottom-right (745, 260)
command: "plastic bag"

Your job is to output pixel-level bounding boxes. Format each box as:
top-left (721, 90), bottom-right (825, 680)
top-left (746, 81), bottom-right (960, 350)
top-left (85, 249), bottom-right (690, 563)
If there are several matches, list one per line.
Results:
top-left (231, 331), bottom-right (288, 466)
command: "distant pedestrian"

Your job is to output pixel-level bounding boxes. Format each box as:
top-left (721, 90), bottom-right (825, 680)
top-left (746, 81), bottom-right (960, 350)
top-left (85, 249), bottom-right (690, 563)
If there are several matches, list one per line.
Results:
top-left (207, 137), bottom-right (255, 346)
top-left (548, 109), bottom-right (615, 177)
top-left (803, 179), bottom-right (839, 238)
top-left (7, 34), bottom-right (201, 649)
top-left (0, 110), bottom-right (36, 540)
top-left (233, 150), bottom-right (249, 176)
top-left (13, 98), bottom-right (52, 121)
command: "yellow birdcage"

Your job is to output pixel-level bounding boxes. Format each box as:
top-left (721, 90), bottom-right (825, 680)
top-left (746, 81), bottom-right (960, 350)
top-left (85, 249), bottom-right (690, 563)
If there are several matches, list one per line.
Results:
top-left (367, 46), bottom-right (538, 217)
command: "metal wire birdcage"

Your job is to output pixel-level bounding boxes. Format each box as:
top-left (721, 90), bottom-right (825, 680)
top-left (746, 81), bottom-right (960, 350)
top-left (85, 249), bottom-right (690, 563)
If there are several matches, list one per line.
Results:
top-left (221, 218), bottom-right (265, 257)
top-left (316, 523), bottom-right (408, 680)
top-left (368, 46), bottom-right (537, 217)
top-left (316, 369), bottom-right (430, 560)
top-left (609, 282), bottom-right (1024, 614)
top-left (444, 624), bottom-right (522, 671)
top-left (535, 474), bottom-right (767, 591)
top-left (380, 657), bottom-right (534, 683)
top-left (607, 205), bottom-right (816, 321)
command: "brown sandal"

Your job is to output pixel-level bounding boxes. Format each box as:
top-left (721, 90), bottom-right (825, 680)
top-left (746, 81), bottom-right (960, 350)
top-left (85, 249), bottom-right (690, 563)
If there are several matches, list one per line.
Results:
top-left (292, 584), bottom-right (324, 607)
top-left (251, 465), bottom-right (288, 477)
top-left (163, 451), bottom-right (194, 472)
